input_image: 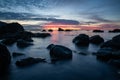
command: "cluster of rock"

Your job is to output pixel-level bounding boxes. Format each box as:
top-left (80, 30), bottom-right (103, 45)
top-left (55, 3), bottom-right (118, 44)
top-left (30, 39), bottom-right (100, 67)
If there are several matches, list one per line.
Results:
top-left (0, 21), bottom-right (51, 48)
top-left (94, 34), bottom-right (120, 67)
top-left (73, 34), bottom-right (104, 46)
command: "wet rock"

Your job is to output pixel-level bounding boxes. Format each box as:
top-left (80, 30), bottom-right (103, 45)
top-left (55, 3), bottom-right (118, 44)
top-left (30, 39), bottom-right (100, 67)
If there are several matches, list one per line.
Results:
top-left (96, 48), bottom-right (114, 61)
top-left (15, 57), bottom-right (46, 67)
top-left (73, 34), bottom-right (89, 46)
top-left (1, 38), bottom-right (17, 45)
top-left (0, 44), bottom-right (11, 69)
top-left (111, 34), bottom-right (120, 49)
top-left (109, 29), bottom-right (120, 33)
top-left (16, 39), bottom-right (33, 48)
top-left (42, 29), bottom-right (46, 32)
top-left (47, 44), bottom-right (72, 59)
top-left (79, 52), bottom-right (87, 56)
top-left (12, 52), bottom-right (25, 57)
top-left (58, 28), bottom-right (64, 31)
top-left (32, 33), bottom-right (51, 38)
top-left (93, 30), bottom-right (104, 33)
top-left (90, 35), bottom-right (104, 44)
top-left (109, 59), bottom-right (120, 67)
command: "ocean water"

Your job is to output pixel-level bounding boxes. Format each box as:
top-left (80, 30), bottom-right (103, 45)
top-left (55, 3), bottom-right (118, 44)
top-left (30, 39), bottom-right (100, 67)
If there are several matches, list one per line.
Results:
top-left (1, 30), bottom-right (120, 80)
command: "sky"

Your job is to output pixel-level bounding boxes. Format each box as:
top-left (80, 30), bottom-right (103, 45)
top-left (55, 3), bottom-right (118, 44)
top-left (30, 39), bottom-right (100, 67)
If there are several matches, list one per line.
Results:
top-left (0, 0), bottom-right (120, 30)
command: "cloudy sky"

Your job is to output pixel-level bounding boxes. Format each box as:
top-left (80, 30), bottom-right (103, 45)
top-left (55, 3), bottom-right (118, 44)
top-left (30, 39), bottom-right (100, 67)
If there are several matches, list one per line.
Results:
top-left (0, 0), bottom-right (120, 29)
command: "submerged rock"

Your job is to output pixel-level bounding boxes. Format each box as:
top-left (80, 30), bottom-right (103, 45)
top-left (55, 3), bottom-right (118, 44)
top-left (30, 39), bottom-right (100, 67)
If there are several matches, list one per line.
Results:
top-left (15, 57), bottom-right (46, 67)
top-left (16, 39), bottom-right (33, 48)
top-left (90, 35), bottom-right (104, 44)
top-left (93, 30), bottom-right (104, 33)
top-left (73, 34), bottom-right (89, 46)
top-left (12, 52), bottom-right (25, 57)
top-left (47, 44), bottom-right (72, 59)
top-left (0, 44), bottom-right (11, 70)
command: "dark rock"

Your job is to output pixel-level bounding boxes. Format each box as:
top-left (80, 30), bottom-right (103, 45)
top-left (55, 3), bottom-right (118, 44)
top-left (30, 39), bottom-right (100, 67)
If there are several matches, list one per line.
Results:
top-left (93, 30), bottom-right (104, 33)
top-left (73, 34), bottom-right (89, 46)
top-left (42, 29), bottom-right (46, 32)
top-left (58, 28), bottom-right (64, 31)
top-left (96, 48), bottom-right (114, 61)
top-left (48, 29), bottom-right (53, 32)
top-left (16, 39), bottom-right (33, 48)
top-left (0, 44), bottom-right (11, 69)
top-left (109, 29), bottom-right (120, 33)
top-left (12, 52), bottom-right (25, 57)
top-left (47, 44), bottom-right (72, 59)
top-left (90, 35), bottom-right (104, 44)
top-left (0, 22), bottom-right (24, 35)
top-left (15, 57), bottom-right (46, 67)
top-left (109, 59), bottom-right (120, 67)
top-left (0, 21), bottom-right (7, 27)
top-left (1, 38), bottom-right (17, 45)
top-left (65, 29), bottom-right (72, 32)
top-left (101, 40), bottom-right (113, 48)
top-left (32, 33), bottom-right (51, 38)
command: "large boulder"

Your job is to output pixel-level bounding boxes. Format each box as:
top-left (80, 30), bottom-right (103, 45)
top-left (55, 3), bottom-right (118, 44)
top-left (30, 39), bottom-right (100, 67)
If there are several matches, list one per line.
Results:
top-left (0, 44), bottom-right (11, 69)
top-left (47, 44), bottom-right (72, 59)
top-left (16, 57), bottom-right (46, 67)
top-left (73, 34), bottom-right (89, 46)
top-left (90, 35), bottom-right (104, 44)
top-left (58, 28), bottom-right (64, 31)
top-left (0, 22), bottom-right (24, 35)
top-left (101, 34), bottom-right (120, 49)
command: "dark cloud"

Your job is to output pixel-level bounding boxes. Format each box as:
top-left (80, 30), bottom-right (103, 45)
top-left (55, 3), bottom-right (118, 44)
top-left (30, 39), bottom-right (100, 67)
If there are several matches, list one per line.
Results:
top-left (0, 12), bottom-right (80, 25)
top-left (90, 15), bottom-right (113, 22)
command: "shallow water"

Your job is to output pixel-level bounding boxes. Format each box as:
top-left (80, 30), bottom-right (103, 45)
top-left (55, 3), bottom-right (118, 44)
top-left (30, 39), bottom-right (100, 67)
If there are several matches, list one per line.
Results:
top-left (1, 30), bottom-right (120, 80)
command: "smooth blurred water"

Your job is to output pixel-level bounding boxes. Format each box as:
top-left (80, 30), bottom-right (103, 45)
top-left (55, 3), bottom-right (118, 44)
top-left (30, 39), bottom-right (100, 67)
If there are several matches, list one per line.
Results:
top-left (1, 30), bottom-right (120, 80)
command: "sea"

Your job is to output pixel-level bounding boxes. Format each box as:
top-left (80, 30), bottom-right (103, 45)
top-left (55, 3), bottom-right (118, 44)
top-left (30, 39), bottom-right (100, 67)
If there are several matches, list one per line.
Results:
top-left (1, 29), bottom-right (120, 80)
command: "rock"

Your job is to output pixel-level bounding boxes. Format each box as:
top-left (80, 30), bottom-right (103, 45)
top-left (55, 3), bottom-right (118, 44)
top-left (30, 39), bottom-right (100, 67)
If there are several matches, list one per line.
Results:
top-left (90, 35), bottom-right (104, 44)
top-left (15, 57), bottom-right (46, 67)
top-left (47, 44), bottom-right (72, 59)
top-left (111, 34), bottom-right (120, 49)
top-left (32, 33), bottom-right (51, 38)
top-left (42, 29), bottom-right (46, 32)
top-left (96, 48), bottom-right (114, 61)
top-left (109, 29), bottom-right (120, 33)
top-left (16, 39), bottom-right (33, 48)
top-left (0, 22), bottom-right (24, 35)
top-left (101, 40), bottom-right (113, 48)
top-left (0, 44), bottom-right (11, 69)
top-left (58, 28), bottom-right (64, 31)
top-left (1, 38), bottom-right (17, 45)
top-left (12, 52), bottom-right (25, 57)
top-left (48, 29), bottom-right (53, 32)
top-left (65, 29), bottom-right (72, 32)
top-left (93, 30), bottom-right (104, 33)
top-left (73, 34), bottom-right (89, 46)
top-left (79, 52), bottom-right (87, 55)
top-left (109, 59), bottom-right (120, 67)
top-left (0, 21), bottom-right (7, 27)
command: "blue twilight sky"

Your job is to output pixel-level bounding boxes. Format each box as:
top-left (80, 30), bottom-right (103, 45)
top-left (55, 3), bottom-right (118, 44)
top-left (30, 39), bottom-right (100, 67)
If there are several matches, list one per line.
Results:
top-left (0, 0), bottom-right (120, 27)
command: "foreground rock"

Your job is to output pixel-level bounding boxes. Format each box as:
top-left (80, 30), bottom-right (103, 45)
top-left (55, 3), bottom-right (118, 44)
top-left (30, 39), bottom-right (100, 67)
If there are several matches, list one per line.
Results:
top-left (1, 38), bottom-right (17, 45)
top-left (0, 44), bottom-right (11, 71)
top-left (12, 52), bottom-right (25, 57)
top-left (17, 39), bottom-right (33, 48)
top-left (47, 44), bottom-right (72, 59)
top-left (109, 29), bottom-right (120, 33)
top-left (93, 30), bottom-right (104, 33)
top-left (73, 34), bottom-right (89, 46)
top-left (16, 57), bottom-right (46, 67)
top-left (90, 35), bottom-right (104, 44)
top-left (0, 22), bottom-right (24, 37)
top-left (101, 34), bottom-right (120, 49)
